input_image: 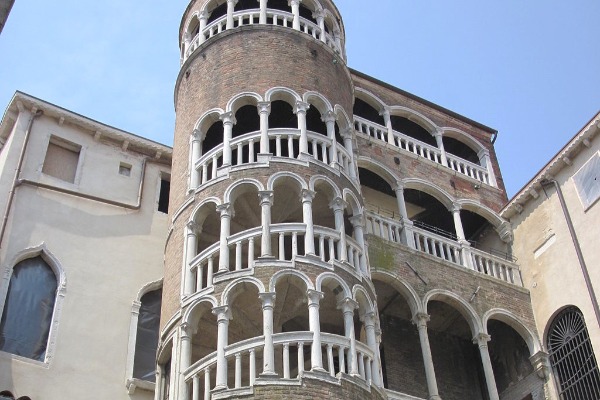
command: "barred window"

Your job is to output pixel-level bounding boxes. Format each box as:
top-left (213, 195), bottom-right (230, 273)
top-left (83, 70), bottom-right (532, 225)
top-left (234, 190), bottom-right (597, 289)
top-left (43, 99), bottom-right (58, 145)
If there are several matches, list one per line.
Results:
top-left (548, 307), bottom-right (600, 399)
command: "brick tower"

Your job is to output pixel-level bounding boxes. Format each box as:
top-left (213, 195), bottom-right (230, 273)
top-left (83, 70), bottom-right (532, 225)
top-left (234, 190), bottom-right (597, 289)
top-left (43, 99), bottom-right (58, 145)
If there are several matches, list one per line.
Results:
top-left (158, 1), bottom-right (550, 400)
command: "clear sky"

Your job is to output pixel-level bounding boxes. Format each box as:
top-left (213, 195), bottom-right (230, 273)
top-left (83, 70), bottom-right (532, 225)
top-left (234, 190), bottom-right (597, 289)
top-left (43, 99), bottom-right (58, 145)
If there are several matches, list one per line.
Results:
top-left (1, 0), bottom-right (599, 197)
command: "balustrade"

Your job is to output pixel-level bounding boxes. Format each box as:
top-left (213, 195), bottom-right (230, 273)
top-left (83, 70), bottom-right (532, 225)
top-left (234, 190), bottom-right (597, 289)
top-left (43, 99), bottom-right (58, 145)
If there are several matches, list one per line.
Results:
top-left (354, 116), bottom-right (492, 186)
top-left (184, 9), bottom-right (342, 63)
top-left (365, 212), bottom-right (403, 244)
top-left (470, 247), bottom-right (522, 285)
top-left (193, 130), bottom-right (353, 188)
top-left (184, 332), bottom-right (374, 399)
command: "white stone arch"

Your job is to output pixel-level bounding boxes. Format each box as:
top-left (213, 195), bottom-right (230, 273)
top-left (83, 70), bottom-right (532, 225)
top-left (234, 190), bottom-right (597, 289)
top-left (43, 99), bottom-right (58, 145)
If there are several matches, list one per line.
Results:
top-left (401, 178), bottom-right (456, 210)
top-left (265, 87), bottom-right (302, 105)
top-left (343, 188), bottom-right (363, 215)
top-left (221, 276), bottom-right (266, 306)
top-left (200, 0), bottom-right (227, 16)
top-left (315, 272), bottom-right (352, 299)
top-left (423, 289), bottom-right (482, 337)
top-left (182, 295), bottom-right (219, 327)
top-left (190, 197), bottom-right (222, 224)
top-left (267, 171), bottom-right (308, 192)
top-left (388, 106), bottom-right (438, 135)
top-left (303, 91), bottom-right (333, 116)
top-left (300, 0), bottom-right (323, 15)
top-left (226, 92), bottom-right (264, 114)
top-left (0, 243), bottom-right (66, 364)
top-left (456, 199), bottom-right (506, 229)
top-left (357, 156), bottom-right (401, 188)
top-left (354, 87), bottom-right (387, 114)
top-left (193, 108), bottom-right (225, 139)
top-left (269, 269), bottom-right (314, 293)
top-left (441, 127), bottom-right (487, 154)
top-left (223, 178), bottom-right (265, 204)
top-left (322, 8), bottom-right (342, 34)
top-left (309, 175), bottom-right (341, 198)
top-left (353, 284), bottom-right (375, 315)
top-left (183, 11), bottom-right (201, 41)
top-left (370, 270), bottom-right (422, 317)
top-left (482, 308), bottom-right (541, 355)
top-left (333, 104), bottom-right (352, 132)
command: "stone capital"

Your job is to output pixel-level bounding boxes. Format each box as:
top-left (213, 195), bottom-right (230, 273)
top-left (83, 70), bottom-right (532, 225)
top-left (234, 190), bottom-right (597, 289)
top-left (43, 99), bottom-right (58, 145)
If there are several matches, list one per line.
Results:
top-left (216, 203), bottom-right (234, 218)
top-left (257, 101), bottom-right (271, 115)
top-left (212, 305), bottom-right (232, 322)
top-left (337, 297), bottom-right (359, 314)
top-left (393, 182), bottom-right (405, 193)
top-left (259, 292), bottom-right (277, 309)
top-left (312, 9), bottom-right (325, 21)
top-left (307, 289), bottom-right (324, 306)
top-left (192, 129), bottom-right (202, 141)
top-left (413, 312), bottom-right (430, 327)
top-left (473, 333), bottom-right (491, 347)
top-left (379, 107), bottom-right (391, 119)
top-left (348, 214), bottom-right (364, 228)
top-left (477, 148), bottom-right (490, 159)
top-left (219, 111), bottom-right (236, 125)
top-left (227, 0), bottom-right (239, 5)
top-left (451, 204), bottom-right (462, 214)
top-left (288, 0), bottom-right (302, 6)
top-left (258, 190), bottom-right (274, 206)
top-left (361, 311), bottom-right (377, 327)
top-left (496, 221), bottom-right (513, 243)
top-left (186, 221), bottom-right (202, 235)
top-left (340, 127), bottom-right (354, 139)
top-left (199, 10), bottom-right (209, 20)
top-left (529, 351), bottom-right (551, 381)
top-left (321, 110), bottom-right (336, 124)
top-left (329, 196), bottom-right (347, 211)
top-left (301, 189), bottom-right (316, 203)
top-left (180, 322), bottom-right (192, 339)
top-left (294, 101), bottom-right (310, 114)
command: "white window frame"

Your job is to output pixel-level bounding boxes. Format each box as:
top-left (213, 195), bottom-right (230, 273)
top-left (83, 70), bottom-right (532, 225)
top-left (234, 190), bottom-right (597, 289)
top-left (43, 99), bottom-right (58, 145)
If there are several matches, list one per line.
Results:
top-left (0, 243), bottom-right (66, 365)
top-left (126, 279), bottom-right (163, 394)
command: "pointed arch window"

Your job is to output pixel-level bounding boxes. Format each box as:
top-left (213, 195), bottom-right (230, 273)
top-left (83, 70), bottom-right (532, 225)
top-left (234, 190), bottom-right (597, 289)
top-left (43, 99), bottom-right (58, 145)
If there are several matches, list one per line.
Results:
top-left (0, 256), bottom-right (58, 362)
top-left (548, 307), bottom-right (600, 399)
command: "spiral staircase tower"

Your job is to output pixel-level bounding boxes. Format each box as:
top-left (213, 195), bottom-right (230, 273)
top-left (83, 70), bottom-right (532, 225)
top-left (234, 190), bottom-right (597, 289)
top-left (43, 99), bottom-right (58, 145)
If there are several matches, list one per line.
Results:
top-left (158, 1), bottom-right (384, 399)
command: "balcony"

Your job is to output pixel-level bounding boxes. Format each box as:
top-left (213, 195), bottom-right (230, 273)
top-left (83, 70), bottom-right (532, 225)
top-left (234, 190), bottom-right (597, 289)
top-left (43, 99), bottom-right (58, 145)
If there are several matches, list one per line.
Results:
top-left (354, 116), bottom-right (493, 186)
top-left (364, 211), bottom-right (522, 286)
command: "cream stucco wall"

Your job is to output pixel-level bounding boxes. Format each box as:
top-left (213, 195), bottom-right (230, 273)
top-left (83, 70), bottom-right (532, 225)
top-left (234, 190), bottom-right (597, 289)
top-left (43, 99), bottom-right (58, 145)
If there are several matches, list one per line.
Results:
top-left (510, 135), bottom-right (600, 368)
top-left (0, 109), bottom-right (170, 399)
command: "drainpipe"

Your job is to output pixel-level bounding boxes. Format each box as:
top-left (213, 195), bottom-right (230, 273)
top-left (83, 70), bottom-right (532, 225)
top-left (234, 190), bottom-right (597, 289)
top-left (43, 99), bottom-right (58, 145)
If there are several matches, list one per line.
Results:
top-left (0, 109), bottom-right (44, 250)
top-left (540, 178), bottom-right (600, 328)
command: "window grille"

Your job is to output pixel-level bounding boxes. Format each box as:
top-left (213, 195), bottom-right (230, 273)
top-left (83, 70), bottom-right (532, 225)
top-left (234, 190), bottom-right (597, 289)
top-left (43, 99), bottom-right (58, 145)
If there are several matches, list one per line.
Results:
top-left (548, 307), bottom-right (600, 399)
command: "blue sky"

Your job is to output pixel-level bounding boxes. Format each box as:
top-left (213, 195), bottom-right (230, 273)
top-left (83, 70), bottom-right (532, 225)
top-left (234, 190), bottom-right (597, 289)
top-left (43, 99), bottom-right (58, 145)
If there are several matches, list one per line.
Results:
top-left (1, 0), bottom-right (599, 197)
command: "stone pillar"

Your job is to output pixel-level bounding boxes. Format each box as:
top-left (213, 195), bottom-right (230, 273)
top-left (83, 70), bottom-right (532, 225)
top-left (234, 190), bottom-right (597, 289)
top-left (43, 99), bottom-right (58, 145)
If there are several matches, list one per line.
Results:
top-left (258, 0), bottom-right (267, 24)
top-left (154, 366), bottom-right (163, 400)
top-left (307, 290), bottom-right (325, 371)
top-left (198, 11), bottom-right (208, 44)
top-left (363, 312), bottom-right (382, 387)
top-left (394, 185), bottom-right (416, 248)
top-left (289, 0), bottom-right (301, 30)
top-left (212, 306), bottom-right (232, 390)
top-left (179, 323), bottom-right (193, 400)
top-left (190, 129), bottom-right (203, 189)
top-left (434, 129), bottom-right (447, 166)
top-left (478, 148), bottom-right (497, 187)
top-left (340, 128), bottom-right (356, 180)
top-left (414, 313), bottom-right (441, 400)
top-left (349, 214), bottom-right (368, 276)
top-left (338, 298), bottom-right (359, 376)
top-left (322, 111), bottom-right (339, 166)
top-left (474, 333), bottom-right (500, 400)
top-left (217, 203), bottom-right (233, 273)
top-left (183, 32), bottom-right (191, 62)
top-left (333, 28), bottom-right (342, 53)
top-left (314, 10), bottom-right (326, 42)
top-left (301, 189), bottom-right (316, 256)
top-left (295, 101), bottom-right (310, 155)
top-left (184, 222), bottom-right (201, 296)
top-left (259, 191), bottom-right (274, 257)
top-left (330, 197), bottom-right (348, 262)
top-left (381, 108), bottom-right (395, 145)
top-left (257, 102), bottom-right (271, 154)
top-left (452, 205), bottom-right (473, 268)
top-left (220, 112), bottom-right (236, 167)
top-left (259, 292), bottom-right (277, 376)
top-left (226, 0), bottom-right (238, 29)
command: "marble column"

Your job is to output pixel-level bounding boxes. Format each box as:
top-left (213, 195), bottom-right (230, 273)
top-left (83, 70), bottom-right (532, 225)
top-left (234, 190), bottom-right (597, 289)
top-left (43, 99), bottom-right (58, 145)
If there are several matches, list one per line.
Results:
top-left (184, 221), bottom-right (201, 296)
top-left (289, 0), bottom-right (301, 30)
top-left (475, 333), bottom-right (499, 400)
top-left (257, 101), bottom-right (271, 154)
top-left (295, 101), bottom-right (310, 155)
top-left (220, 112), bottom-right (236, 167)
top-left (330, 197), bottom-right (348, 262)
top-left (259, 292), bottom-right (277, 376)
top-left (217, 203), bottom-right (233, 273)
top-left (363, 312), bottom-right (382, 387)
top-left (414, 313), bottom-right (441, 400)
top-left (212, 306), bottom-right (232, 390)
top-left (338, 298), bottom-right (359, 376)
top-left (258, 191), bottom-right (274, 257)
top-left (226, 0), bottom-right (239, 29)
top-left (307, 290), bottom-right (325, 371)
top-left (301, 189), bottom-right (316, 256)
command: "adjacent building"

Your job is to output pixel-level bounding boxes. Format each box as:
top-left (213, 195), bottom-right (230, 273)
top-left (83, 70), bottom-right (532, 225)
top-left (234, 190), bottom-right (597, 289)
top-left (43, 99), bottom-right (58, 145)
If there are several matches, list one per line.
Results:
top-left (0, 1), bottom-right (598, 400)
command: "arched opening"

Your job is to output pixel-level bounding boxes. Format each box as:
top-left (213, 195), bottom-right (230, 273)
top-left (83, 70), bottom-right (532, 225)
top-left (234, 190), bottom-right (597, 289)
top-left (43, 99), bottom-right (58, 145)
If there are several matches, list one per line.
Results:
top-left (319, 277), bottom-right (347, 375)
top-left (353, 98), bottom-right (384, 126)
top-left (271, 176), bottom-right (304, 259)
top-left (443, 136), bottom-right (480, 165)
top-left (0, 256), bottom-right (58, 362)
top-left (390, 115), bottom-right (436, 147)
top-left (359, 168), bottom-right (398, 219)
top-left (230, 185), bottom-right (261, 235)
top-left (189, 302), bottom-right (218, 393)
top-left (312, 179), bottom-right (337, 230)
top-left (232, 104), bottom-right (260, 138)
top-left (375, 279), bottom-right (427, 397)
top-left (547, 307), bottom-right (600, 399)
top-left (306, 106), bottom-right (327, 136)
top-left (427, 300), bottom-right (487, 399)
top-left (187, 16), bottom-right (200, 39)
top-left (203, 121), bottom-right (223, 157)
top-left (133, 288), bottom-right (162, 382)
top-left (193, 202), bottom-right (221, 257)
top-left (404, 189), bottom-right (455, 238)
top-left (298, 3), bottom-right (318, 25)
top-left (268, 100), bottom-right (298, 158)
top-left (461, 209), bottom-right (511, 259)
top-left (487, 319), bottom-right (536, 398)
top-left (234, 0), bottom-right (259, 12)
top-left (275, 274), bottom-right (310, 376)
top-left (206, 2), bottom-right (227, 25)
top-left (266, 0), bottom-right (290, 19)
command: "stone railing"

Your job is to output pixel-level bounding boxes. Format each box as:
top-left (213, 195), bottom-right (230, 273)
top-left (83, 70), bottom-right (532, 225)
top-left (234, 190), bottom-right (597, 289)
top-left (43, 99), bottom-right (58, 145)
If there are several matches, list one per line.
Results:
top-left (184, 332), bottom-right (374, 398)
top-left (184, 9), bottom-right (342, 63)
top-left (188, 223), bottom-right (365, 294)
top-left (365, 210), bottom-right (521, 286)
top-left (194, 130), bottom-right (353, 187)
top-left (354, 116), bottom-right (492, 186)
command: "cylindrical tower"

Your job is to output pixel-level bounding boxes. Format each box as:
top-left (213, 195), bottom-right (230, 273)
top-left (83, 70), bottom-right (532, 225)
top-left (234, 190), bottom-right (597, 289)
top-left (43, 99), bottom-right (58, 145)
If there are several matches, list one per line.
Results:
top-left (158, 1), bottom-right (383, 399)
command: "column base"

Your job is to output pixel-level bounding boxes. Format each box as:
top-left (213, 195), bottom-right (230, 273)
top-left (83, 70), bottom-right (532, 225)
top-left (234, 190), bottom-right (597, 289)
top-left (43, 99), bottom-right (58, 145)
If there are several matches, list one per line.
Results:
top-left (258, 371), bottom-right (279, 379)
top-left (428, 396), bottom-right (442, 400)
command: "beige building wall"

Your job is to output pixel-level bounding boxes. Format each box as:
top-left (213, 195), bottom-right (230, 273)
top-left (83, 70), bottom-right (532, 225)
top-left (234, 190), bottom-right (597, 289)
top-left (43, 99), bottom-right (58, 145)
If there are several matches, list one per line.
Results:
top-left (507, 115), bottom-right (600, 398)
top-left (0, 97), bottom-right (172, 400)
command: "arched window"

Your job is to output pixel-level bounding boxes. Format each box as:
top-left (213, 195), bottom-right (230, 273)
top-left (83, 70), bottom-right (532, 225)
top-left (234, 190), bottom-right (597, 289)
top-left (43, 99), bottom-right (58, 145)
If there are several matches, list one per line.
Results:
top-left (548, 307), bottom-right (600, 399)
top-left (0, 256), bottom-right (57, 362)
top-left (133, 288), bottom-right (162, 382)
